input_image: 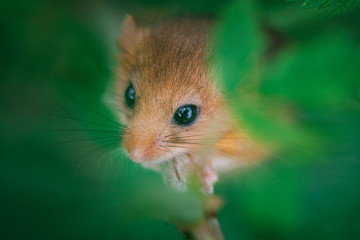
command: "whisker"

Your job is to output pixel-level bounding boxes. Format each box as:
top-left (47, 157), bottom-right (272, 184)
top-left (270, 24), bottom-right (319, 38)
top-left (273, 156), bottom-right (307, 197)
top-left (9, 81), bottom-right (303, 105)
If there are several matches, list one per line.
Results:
top-left (68, 97), bottom-right (123, 127)
top-left (52, 135), bottom-right (122, 146)
top-left (166, 133), bottom-right (222, 139)
top-left (45, 113), bottom-right (123, 130)
top-left (95, 147), bottom-right (121, 176)
top-left (246, 160), bottom-right (277, 178)
top-left (169, 141), bottom-right (205, 146)
top-left (168, 138), bottom-right (253, 147)
top-left (37, 128), bottom-right (125, 134)
top-left (164, 132), bottom-right (182, 138)
top-left (158, 147), bottom-right (178, 159)
top-left (166, 144), bottom-right (199, 151)
top-left (169, 136), bottom-right (252, 141)
top-left (72, 139), bottom-right (120, 183)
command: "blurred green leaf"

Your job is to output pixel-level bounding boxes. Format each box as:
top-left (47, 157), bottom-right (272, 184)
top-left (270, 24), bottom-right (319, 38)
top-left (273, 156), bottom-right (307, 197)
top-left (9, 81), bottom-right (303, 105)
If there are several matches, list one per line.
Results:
top-left (2, 0), bottom-right (360, 239)
top-left (240, 32), bottom-right (360, 153)
top-left (212, 0), bottom-right (264, 92)
top-left (298, 0), bottom-right (360, 15)
top-left (217, 2), bottom-right (360, 239)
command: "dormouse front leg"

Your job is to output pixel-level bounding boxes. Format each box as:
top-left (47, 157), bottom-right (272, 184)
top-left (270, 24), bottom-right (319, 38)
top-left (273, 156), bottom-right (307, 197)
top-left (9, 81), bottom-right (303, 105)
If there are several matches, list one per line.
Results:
top-left (161, 156), bottom-right (194, 192)
top-left (160, 154), bottom-right (218, 195)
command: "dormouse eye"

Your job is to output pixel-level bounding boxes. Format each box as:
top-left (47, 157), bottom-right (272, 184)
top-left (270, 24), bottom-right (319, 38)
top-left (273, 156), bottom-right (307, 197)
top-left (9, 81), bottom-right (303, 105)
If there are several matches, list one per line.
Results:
top-left (125, 84), bottom-right (135, 109)
top-left (173, 104), bottom-right (199, 126)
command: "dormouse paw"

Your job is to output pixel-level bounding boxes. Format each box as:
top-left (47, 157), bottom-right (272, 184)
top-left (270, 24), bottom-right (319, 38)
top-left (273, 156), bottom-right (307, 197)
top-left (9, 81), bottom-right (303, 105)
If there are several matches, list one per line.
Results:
top-left (202, 165), bottom-right (218, 194)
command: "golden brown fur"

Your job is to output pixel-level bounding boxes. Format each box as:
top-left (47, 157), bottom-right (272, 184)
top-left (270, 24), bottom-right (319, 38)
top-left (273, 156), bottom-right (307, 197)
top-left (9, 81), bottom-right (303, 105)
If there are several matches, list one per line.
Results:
top-left (116, 16), bottom-right (263, 192)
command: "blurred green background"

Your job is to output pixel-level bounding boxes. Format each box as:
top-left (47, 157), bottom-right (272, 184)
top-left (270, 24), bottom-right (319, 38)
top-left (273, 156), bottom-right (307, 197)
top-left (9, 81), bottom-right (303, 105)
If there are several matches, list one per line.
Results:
top-left (1, 0), bottom-right (360, 239)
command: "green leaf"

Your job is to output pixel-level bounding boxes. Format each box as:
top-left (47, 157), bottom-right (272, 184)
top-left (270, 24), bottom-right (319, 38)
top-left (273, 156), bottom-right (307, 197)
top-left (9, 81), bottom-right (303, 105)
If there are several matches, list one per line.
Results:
top-left (297, 0), bottom-right (360, 14)
top-left (212, 0), bottom-right (263, 92)
top-left (328, 0), bottom-right (360, 15)
top-left (240, 32), bottom-right (360, 153)
top-left (302, 0), bottom-right (330, 9)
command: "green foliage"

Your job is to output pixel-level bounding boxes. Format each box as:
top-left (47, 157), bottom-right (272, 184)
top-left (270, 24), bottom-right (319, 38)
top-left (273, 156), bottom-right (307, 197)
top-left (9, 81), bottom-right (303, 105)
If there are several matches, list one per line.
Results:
top-left (289, 0), bottom-right (360, 15)
top-left (216, 1), bottom-right (360, 239)
top-left (213, 0), bottom-right (263, 92)
top-left (1, 0), bottom-right (360, 239)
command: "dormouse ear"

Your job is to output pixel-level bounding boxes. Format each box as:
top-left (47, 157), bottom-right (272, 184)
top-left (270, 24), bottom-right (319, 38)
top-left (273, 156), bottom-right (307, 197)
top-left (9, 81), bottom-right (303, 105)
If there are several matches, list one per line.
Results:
top-left (119, 15), bottom-right (142, 52)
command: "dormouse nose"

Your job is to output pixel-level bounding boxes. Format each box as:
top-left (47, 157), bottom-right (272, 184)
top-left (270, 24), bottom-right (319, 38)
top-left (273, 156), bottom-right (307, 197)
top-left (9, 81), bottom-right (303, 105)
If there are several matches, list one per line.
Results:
top-left (128, 148), bottom-right (148, 163)
top-left (123, 132), bottom-right (159, 163)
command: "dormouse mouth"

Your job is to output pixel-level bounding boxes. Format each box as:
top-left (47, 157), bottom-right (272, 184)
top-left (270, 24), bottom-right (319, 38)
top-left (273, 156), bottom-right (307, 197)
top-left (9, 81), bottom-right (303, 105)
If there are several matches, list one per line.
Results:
top-left (140, 152), bottom-right (193, 169)
top-left (140, 155), bottom-right (174, 167)
top-left (122, 129), bottom-right (195, 165)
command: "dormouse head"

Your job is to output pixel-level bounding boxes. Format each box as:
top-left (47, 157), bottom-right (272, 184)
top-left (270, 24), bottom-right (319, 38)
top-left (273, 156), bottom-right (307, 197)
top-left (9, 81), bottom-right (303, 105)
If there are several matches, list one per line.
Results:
top-left (117, 16), bottom-right (223, 164)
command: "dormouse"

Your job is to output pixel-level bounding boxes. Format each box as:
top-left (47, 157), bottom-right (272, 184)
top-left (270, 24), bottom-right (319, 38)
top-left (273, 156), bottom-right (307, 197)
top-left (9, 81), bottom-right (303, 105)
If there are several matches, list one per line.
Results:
top-left (116, 16), bottom-right (264, 193)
